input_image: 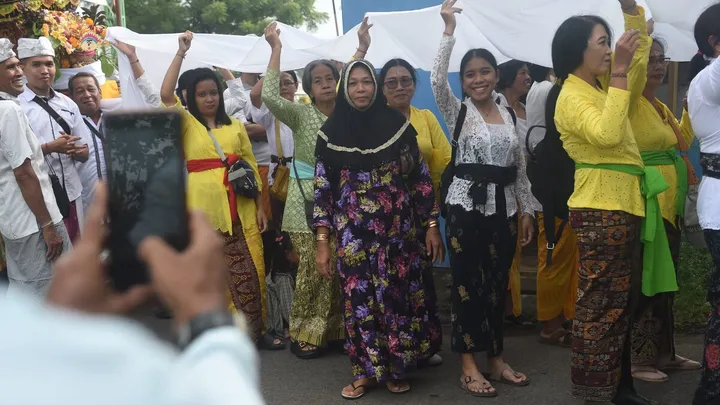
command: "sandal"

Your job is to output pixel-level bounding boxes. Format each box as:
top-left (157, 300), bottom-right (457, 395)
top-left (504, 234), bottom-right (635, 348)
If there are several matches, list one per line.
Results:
top-left (386, 380), bottom-right (410, 394)
top-left (460, 374), bottom-right (497, 397)
top-left (258, 334), bottom-right (285, 351)
top-left (341, 380), bottom-right (373, 400)
top-left (631, 365), bottom-right (669, 382)
top-left (658, 355), bottom-right (702, 371)
top-left (484, 363), bottom-right (531, 387)
top-left (538, 328), bottom-right (572, 348)
top-left (291, 340), bottom-right (324, 359)
top-left (505, 314), bottom-right (536, 330)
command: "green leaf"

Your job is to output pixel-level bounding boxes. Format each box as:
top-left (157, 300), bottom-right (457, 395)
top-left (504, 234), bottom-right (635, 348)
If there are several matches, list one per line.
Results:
top-left (100, 56), bottom-right (116, 79)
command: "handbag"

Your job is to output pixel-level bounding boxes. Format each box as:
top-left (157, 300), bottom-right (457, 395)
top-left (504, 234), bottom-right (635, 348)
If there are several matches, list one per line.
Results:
top-left (270, 119), bottom-right (290, 202)
top-left (206, 129), bottom-right (259, 199)
top-left (439, 104), bottom-right (467, 217)
top-left (292, 160), bottom-right (314, 229)
top-left (44, 156), bottom-right (71, 218)
top-left (664, 103), bottom-right (706, 248)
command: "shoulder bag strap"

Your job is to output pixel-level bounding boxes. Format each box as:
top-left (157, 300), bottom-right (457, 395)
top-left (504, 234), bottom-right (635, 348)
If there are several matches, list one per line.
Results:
top-left (206, 129), bottom-right (228, 163)
top-left (505, 106), bottom-right (517, 126)
top-left (32, 96), bottom-right (72, 135)
top-left (449, 103), bottom-right (468, 165)
top-left (292, 159), bottom-right (310, 202)
top-left (274, 118), bottom-right (284, 159)
top-left (82, 117), bottom-right (104, 180)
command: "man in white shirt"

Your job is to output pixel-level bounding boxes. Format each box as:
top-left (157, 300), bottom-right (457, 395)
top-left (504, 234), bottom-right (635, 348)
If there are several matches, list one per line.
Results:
top-left (68, 40), bottom-right (160, 209)
top-left (17, 37), bottom-right (95, 242)
top-left (0, 184), bottom-right (265, 405)
top-left (0, 38), bottom-right (71, 297)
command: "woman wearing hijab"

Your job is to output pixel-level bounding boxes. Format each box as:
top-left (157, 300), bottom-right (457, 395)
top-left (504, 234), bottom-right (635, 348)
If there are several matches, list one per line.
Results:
top-left (313, 59), bottom-right (445, 400)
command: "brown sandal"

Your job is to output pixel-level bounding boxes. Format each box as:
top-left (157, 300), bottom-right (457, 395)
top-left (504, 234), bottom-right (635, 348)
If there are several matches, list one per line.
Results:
top-left (538, 328), bottom-right (572, 348)
top-left (460, 375), bottom-right (497, 397)
top-left (484, 363), bottom-right (531, 387)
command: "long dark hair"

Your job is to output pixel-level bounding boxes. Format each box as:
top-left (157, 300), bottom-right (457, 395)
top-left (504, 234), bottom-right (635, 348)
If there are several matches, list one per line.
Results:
top-left (528, 63), bottom-right (551, 83)
top-left (379, 58), bottom-right (417, 85)
top-left (459, 48), bottom-right (498, 98)
top-left (545, 15), bottom-right (612, 142)
top-left (689, 3), bottom-right (720, 82)
top-left (497, 59), bottom-right (528, 91)
top-left (186, 68), bottom-right (232, 129)
top-left (301, 59), bottom-right (339, 103)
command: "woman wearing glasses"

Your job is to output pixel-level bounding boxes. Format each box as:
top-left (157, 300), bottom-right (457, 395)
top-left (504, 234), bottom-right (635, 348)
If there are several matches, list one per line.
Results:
top-left (379, 59), bottom-right (451, 367)
top-left (628, 34), bottom-right (700, 383)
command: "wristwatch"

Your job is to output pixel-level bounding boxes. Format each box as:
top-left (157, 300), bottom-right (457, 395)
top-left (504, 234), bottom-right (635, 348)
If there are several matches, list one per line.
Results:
top-left (177, 309), bottom-right (241, 349)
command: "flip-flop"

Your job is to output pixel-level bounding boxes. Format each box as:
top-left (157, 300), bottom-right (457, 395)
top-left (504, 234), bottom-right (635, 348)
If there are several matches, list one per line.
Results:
top-left (658, 356), bottom-right (702, 371)
top-left (632, 365), bottom-right (669, 382)
top-left (341, 381), bottom-right (373, 400)
top-left (386, 380), bottom-right (410, 394)
top-left (484, 363), bottom-right (531, 387)
top-left (460, 375), bottom-right (497, 397)
top-left (505, 314), bottom-right (536, 330)
top-left (538, 328), bottom-right (572, 348)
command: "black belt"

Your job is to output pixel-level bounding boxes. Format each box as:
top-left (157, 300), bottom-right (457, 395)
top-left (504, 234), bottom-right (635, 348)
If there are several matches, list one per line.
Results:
top-left (454, 164), bottom-right (517, 215)
top-left (701, 153), bottom-right (720, 179)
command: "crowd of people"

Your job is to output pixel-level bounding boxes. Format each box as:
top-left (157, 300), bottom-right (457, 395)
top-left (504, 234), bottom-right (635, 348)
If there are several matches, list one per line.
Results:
top-left (1, 0), bottom-right (720, 403)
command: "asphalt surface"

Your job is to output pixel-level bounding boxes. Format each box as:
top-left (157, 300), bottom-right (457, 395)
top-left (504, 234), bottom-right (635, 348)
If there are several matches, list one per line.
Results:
top-left (137, 311), bottom-right (703, 405)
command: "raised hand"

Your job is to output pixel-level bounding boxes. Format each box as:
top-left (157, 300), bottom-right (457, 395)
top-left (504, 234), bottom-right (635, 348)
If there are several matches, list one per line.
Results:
top-left (613, 29), bottom-right (641, 74)
top-left (109, 39), bottom-right (137, 57)
top-left (178, 31), bottom-right (193, 54)
top-left (440, 0), bottom-right (463, 34)
top-left (357, 16), bottom-right (373, 52)
top-left (264, 22), bottom-right (282, 50)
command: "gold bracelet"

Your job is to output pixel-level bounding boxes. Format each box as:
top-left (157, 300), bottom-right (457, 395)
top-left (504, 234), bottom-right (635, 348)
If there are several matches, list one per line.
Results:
top-left (427, 220), bottom-right (439, 229)
top-left (316, 233), bottom-right (329, 242)
top-left (40, 220), bottom-right (53, 229)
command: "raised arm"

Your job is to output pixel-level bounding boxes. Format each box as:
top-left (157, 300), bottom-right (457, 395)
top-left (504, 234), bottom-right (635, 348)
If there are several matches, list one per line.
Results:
top-left (431, 0), bottom-right (463, 130)
top-left (261, 23), bottom-right (302, 131)
top-left (623, 6), bottom-right (651, 110)
top-left (351, 17), bottom-right (373, 61)
top-left (249, 77), bottom-right (264, 109)
top-left (161, 31), bottom-right (193, 107)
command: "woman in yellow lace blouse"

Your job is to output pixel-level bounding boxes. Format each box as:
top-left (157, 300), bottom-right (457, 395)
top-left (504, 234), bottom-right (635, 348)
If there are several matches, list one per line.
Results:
top-left (628, 36), bottom-right (700, 382)
top-left (551, 2), bottom-right (664, 404)
top-left (160, 32), bottom-right (268, 342)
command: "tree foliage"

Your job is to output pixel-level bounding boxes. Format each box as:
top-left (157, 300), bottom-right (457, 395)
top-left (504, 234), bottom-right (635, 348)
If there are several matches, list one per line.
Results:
top-left (125, 0), bottom-right (328, 35)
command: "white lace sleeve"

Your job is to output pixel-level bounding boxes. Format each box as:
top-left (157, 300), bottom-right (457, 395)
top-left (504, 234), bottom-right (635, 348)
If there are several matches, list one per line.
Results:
top-left (430, 35), bottom-right (462, 132)
top-left (135, 73), bottom-right (161, 108)
top-left (515, 125), bottom-right (535, 217)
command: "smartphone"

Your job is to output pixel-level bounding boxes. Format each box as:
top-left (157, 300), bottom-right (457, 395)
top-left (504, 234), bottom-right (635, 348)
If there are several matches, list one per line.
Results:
top-left (103, 109), bottom-right (188, 291)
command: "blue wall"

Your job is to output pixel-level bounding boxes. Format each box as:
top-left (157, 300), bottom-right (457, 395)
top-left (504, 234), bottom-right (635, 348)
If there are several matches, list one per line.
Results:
top-left (343, 0), bottom-right (454, 267)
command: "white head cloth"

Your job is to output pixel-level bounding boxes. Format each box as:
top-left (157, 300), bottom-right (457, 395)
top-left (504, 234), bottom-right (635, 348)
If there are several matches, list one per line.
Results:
top-left (0, 38), bottom-right (16, 64)
top-left (17, 37), bottom-right (55, 59)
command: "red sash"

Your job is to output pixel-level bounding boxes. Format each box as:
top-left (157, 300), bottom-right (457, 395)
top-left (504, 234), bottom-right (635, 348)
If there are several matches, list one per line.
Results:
top-left (186, 154), bottom-right (240, 221)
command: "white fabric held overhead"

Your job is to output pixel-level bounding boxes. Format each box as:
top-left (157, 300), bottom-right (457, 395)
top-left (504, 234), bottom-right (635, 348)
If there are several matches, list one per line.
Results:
top-left (110, 0), bottom-right (707, 109)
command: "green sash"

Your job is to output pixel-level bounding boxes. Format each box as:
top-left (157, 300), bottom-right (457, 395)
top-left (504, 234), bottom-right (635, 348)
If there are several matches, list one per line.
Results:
top-left (640, 149), bottom-right (688, 218)
top-left (575, 163), bottom-right (678, 296)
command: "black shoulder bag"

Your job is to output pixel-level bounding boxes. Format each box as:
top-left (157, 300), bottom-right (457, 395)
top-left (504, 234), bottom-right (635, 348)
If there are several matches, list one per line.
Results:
top-left (438, 103), bottom-right (467, 218)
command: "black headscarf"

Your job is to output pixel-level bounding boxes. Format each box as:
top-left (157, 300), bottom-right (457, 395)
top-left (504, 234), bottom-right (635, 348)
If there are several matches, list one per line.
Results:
top-left (315, 59), bottom-right (418, 172)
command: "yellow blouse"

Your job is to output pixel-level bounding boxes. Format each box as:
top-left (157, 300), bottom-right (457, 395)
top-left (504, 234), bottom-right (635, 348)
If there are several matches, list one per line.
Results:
top-left (631, 98), bottom-right (694, 225)
top-left (167, 98), bottom-right (261, 235)
top-left (555, 8), bottom-right (648, 217)
top-left (409, 106), bottom-right (451, 200)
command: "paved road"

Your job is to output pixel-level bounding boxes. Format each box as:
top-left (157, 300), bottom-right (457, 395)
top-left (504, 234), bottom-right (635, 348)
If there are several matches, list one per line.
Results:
top-left (137, 311), bottom-right (703, 405)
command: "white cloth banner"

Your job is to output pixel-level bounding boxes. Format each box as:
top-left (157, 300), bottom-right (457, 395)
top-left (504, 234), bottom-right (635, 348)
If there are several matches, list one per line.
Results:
top-left (109, 0), bottom-right (709, 108)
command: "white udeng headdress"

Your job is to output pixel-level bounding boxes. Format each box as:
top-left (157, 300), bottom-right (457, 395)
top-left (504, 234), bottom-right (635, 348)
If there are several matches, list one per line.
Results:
top-left (17, 37), bottom-right (55, 59)
top-left (0, 38), bottom-right (16, 64)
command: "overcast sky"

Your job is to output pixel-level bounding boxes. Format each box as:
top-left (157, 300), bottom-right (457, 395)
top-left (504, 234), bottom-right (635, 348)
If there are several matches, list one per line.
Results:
top-left (311, 0), bottom-right (344, 38)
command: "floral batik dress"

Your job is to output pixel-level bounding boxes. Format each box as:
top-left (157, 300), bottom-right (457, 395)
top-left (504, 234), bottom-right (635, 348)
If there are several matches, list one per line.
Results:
top-left (313, 141), bottom-right (440, 382)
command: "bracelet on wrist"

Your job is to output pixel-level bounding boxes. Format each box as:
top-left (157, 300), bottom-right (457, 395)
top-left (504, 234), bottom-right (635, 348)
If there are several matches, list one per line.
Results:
top-left (316, 233), bottom-right (329, 242)
top-left (176, 53), bottom-right (186, 59)
top-left (427, 220), bottom-right (439, 229)
top-left (356, 47), bottom-right (367, 54)
top-left (40, 220), bottom-right (53, 229)
top-left (130, 59), bottom-right (140, 64)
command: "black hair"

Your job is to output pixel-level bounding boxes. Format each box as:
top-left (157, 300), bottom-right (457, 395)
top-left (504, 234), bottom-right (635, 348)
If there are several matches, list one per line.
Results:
top-left (497, 59), bottom-right (528, 91)
top-left (176, 68), bottom-right (199, 106)
top-left (186, 68), bottom-right (232, 129)
top-left (67, 72), bottom-right (100, 96)
top-left (689, 3), bottom-right (720, 82)
top-left (378, 58), bottom-right (417, 86)
top-left (551, 15), bottom-right (612, 82)
top-left (282, 70), bottom-right (298, 84)
top-left (528, 63), bottom-right (551, 83)
top-left (301, 59), bottom-right (340, 103)
top-left (459, 48), bottom-right (498, 98)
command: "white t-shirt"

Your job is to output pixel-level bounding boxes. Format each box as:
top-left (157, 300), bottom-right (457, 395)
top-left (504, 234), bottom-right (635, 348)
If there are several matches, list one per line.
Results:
top-left (250, 103), bottom-right (294, 185)
top-left (688, 57), bottom-right (720, 231)
top-left (0, 93), bottom-right (62, 240)
top-left (223, 80), bottom-right (271, 166)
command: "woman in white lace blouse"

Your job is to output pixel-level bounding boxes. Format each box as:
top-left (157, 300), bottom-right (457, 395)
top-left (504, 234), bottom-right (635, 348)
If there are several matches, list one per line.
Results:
top-left (431, 0), bottom-right (534, 398)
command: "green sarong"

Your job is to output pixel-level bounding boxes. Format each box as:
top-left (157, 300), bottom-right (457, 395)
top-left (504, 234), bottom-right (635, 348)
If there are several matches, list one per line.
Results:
top-left (640, 149), bottom-right (688, 218)
top-left (575, 163), bottom-right (678, 296)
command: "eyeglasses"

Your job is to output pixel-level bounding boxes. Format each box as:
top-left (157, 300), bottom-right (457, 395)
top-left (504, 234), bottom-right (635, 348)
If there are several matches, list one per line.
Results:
top-left (384, 77), bottom-right (414, 90)
top-left (649, 56), bottom-right (670, 66)
top-left (280, 80), bottom-right (296, 88)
